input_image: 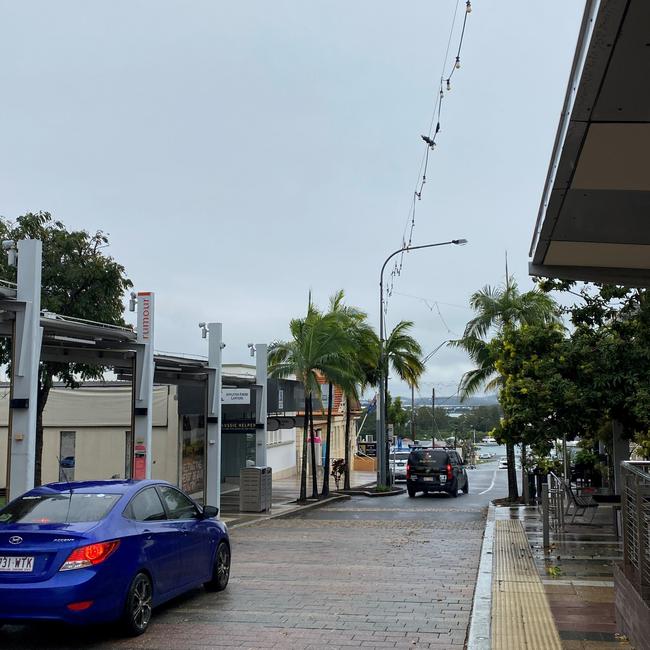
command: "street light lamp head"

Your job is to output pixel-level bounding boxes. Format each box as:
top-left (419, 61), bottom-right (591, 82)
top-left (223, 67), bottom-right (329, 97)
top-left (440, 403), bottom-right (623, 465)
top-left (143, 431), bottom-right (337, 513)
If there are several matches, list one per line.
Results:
top-left (452, 238), bottom-right (468, 245)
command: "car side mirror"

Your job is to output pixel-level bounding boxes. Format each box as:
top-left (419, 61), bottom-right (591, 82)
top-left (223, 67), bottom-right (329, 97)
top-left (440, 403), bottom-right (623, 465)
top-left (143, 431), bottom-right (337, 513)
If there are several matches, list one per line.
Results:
top-left (202, 505), bottom-right (219, 519)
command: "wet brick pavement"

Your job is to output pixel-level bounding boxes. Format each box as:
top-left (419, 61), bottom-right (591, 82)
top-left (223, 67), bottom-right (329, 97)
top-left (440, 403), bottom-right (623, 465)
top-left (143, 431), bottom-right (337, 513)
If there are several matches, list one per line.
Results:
top-left (1, 465), bottom-right (502, 649)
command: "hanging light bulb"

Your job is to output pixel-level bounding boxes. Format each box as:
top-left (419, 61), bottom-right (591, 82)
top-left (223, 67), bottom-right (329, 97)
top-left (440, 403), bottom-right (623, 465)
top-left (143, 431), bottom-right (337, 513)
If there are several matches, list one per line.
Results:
top-left (446, 78), bottom-right (451, 91)
top-left (455, 56), bottom-right (461, 69)
top-left (466, 1), bottom-right (472, 13)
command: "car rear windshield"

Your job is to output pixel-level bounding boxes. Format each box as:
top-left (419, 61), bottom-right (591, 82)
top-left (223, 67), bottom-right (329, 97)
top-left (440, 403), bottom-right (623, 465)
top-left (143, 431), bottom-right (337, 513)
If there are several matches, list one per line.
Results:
top-left (392, 452), bottom-right (410, 461)
top-left (408, 449), bottom-right (449, 469)
top-left (0, 493), bottom-right (121, 524)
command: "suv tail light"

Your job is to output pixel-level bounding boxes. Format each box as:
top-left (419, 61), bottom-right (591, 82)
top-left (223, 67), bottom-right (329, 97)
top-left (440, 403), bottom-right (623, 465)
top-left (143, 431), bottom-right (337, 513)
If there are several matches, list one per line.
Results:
top-left (60, 540), bottom-right (120, 571)
top-left (446, 463), bottom-right (453, 480)
top-left (406, 463), bottom-right (411, 480)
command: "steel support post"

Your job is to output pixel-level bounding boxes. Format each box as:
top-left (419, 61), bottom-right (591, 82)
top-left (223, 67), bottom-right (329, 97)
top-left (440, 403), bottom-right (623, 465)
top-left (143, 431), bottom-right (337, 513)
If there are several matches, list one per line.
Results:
top-left (205, 323), bottom-right (223, 511)
top-left (133, 292), bottom-right (155, 479)
top-left (542, 483), bottom-right (550, 551)
top-left (255, 343), bottom-right (268, 467)
top-left (8, 239), bottom-right (43, 499)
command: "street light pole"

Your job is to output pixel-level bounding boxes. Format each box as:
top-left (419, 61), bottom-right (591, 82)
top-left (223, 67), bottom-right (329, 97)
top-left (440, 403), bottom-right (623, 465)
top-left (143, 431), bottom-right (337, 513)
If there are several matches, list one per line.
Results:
top-left (377, 239), bottom-right (467, 487)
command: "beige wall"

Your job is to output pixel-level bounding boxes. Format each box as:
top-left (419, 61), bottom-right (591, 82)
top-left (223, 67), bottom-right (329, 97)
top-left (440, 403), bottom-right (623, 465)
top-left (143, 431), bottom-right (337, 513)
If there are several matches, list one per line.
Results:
top-left (0, 384), bottom-right (178, 489)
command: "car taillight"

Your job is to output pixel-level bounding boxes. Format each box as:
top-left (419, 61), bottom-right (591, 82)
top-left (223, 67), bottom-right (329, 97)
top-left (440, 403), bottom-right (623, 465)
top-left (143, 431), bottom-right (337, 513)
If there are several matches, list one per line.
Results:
top-left (60, 540), bottom-right (120, 571)
top-left (67, 600), bottom-right (94, 611)
top-left (446, 463), bottom-right (453, 480)
top-left (406, 463), bottom-right (411, 479)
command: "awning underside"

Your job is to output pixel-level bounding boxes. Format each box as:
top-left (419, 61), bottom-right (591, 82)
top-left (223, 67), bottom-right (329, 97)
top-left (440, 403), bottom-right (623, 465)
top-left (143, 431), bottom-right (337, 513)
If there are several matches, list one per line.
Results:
top-left (529, 0), bottom-right (650, 286)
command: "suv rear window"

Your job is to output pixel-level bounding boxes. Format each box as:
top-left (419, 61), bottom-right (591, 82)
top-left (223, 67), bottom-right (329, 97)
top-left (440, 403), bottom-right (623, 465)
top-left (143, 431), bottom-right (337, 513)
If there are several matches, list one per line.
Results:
top-left (0, 493), bottom-right (120, 524)
top-left (408, 449), bottom-right (449, 469)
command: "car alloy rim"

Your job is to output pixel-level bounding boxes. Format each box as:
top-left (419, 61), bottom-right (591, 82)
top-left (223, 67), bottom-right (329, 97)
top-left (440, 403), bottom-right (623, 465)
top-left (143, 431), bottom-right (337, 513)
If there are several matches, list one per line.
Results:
top-left (217, 546), bottom-right (230, 584)
top-left (132, 576), bottom-right (152, 629)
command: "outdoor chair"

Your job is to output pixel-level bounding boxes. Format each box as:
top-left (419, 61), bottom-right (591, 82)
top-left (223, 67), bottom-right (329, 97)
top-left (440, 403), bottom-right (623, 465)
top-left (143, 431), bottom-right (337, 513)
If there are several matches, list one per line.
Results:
top-left (561, 478), bottom-right (599, 524)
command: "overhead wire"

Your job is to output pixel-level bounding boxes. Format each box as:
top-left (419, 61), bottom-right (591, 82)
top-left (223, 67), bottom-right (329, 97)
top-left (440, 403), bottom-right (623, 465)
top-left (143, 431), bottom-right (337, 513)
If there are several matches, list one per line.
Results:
top-left (392, 291), bottom-right (471, 311)
top-left (385, 0), bottom-right (473, 306)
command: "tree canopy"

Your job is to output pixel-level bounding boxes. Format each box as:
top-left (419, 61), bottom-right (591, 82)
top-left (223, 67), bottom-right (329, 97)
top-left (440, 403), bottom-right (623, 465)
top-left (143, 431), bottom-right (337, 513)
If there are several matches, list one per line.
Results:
top-left (0, 212), bottom-right (132, 484)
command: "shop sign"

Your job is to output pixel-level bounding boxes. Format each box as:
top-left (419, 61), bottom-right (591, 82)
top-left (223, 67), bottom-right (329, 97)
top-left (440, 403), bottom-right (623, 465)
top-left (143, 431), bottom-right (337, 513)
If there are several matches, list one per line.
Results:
top-left (222, 419), bottom-right (256, 433)
top-left (222, 389), bottom-right (250, 405)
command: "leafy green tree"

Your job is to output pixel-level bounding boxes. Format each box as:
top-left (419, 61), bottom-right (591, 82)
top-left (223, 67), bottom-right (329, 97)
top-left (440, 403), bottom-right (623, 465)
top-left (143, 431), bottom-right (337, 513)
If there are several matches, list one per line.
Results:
top-left (0, 212), bottom-right (132, 485)
top-left (387, 395), bottom-right (409, 437)
top-left (489, 323), bottom-right (593, 457)
top-left (268, 297), bottom-right (357, 502)
top-left (451, 276), bottom-right (559, 500)
top-left (540, 280), bottom-right (650, 461)
top-left (460, 405), bottom-right (502, 435)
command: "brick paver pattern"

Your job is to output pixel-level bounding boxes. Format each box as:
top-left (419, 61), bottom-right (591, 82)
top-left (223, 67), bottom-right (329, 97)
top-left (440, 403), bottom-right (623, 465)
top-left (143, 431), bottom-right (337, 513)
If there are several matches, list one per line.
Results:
top-left (1, 502), bottom-right (486, 650)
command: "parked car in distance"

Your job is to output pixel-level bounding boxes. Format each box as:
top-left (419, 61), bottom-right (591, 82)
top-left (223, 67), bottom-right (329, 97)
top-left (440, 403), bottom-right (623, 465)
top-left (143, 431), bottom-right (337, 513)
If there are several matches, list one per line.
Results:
top-left (406, 448), bottom-right (469, 498)
top-left (478, 452), bottom-right (493, 460)
top-left (0, 479), bottom-right (230, 636)
top-left (390, 451), bottom-right (411, 482)
top-left (499, 458), bottom-right (508, 469)
top-left (59, 456), bottom-right (75, 468)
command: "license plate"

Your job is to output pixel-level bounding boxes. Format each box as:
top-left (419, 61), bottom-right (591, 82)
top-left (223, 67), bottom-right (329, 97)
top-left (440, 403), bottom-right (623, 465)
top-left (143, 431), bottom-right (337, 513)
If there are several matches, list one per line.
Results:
top-left (422, 476), bottom-right (434, 482)
top-left (0, 556), bottom-right (34, 572)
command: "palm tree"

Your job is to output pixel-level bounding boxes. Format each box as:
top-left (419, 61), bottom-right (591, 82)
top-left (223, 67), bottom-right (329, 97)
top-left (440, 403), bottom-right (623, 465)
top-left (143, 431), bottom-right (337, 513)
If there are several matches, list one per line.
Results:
top-left (268, 297), bottom-right (357, 503)
top-left (380, 321), bottom-right (424, 482)
top-left (320, 290), bottom-right (379, 496)
top-left (344, 322), bottom-right (380, 490)
top-left (450, 275), bottom-right (558, 500)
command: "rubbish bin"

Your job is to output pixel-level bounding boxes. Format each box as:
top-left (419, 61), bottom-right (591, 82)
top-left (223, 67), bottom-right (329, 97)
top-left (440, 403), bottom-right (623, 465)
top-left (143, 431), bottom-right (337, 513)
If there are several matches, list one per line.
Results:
top-left (239, 466), bottom-right (272, 513)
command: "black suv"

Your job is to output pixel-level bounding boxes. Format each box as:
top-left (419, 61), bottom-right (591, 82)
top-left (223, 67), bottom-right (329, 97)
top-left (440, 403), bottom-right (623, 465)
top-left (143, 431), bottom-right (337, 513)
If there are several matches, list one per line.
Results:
top-left (406, 447), bottom-right (469, 498)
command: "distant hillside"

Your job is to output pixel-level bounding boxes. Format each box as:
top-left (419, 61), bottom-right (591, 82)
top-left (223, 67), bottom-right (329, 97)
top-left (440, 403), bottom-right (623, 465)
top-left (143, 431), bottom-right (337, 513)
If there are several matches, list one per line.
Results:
top-left (406, 394), bottom-right (499, 407)
top-left (358, 394), bottom-right (499, 409)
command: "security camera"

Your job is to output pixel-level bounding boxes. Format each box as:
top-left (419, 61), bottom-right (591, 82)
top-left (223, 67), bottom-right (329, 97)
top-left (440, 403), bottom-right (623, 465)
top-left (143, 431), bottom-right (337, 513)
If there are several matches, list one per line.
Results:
top-left (199, 322), bottom-right (208, 339)
top-left (247, 343), bottom-right (256, 357)
top-left (2, 240), bottom-right (17, 267)
top-left (128, 291), bottom-right (137, 312)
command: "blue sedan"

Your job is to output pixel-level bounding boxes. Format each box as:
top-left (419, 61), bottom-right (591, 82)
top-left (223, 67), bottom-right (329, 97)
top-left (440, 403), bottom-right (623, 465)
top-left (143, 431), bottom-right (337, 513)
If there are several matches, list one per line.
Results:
top-left (0, 479), bottom-right (230, 636)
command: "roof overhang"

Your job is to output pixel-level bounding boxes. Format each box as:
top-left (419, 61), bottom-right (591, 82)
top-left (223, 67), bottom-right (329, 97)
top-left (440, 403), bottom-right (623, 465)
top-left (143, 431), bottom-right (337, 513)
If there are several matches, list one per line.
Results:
top-left (529, 0), bottom-right (650, 286)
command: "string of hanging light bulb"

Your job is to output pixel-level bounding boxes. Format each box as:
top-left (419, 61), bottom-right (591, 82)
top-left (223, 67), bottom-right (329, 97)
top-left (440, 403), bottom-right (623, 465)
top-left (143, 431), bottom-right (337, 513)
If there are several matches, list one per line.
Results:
top-left (385, 0), bottom-right (473, 311)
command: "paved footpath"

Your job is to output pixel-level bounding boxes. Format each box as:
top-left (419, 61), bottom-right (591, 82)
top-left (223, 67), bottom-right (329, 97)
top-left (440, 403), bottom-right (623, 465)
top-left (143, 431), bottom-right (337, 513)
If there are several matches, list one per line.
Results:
top-left (2, 464), bottom-right (503, 650)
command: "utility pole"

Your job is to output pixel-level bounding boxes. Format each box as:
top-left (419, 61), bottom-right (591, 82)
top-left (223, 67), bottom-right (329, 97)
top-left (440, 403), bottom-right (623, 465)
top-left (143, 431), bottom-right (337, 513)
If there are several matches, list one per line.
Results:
top-left (431, 387), bottom-right (435, 444)
top-left (411, 384), bottom-right (415, 439)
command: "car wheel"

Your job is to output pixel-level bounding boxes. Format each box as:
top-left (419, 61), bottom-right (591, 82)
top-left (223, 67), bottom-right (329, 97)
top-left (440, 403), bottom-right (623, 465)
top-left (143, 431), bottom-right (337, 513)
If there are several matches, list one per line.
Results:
top-left (205, 541), bottom-right (231, 592)
top-left (407, 486), bottom-right (416, 498)
top-left (122, 572), bottom-right (153, 637)
top-left (450, 479), bottom-right (459, 497)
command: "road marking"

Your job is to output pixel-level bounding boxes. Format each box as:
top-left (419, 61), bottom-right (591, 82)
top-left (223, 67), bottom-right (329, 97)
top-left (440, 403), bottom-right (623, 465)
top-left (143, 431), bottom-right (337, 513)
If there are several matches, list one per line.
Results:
top-left (479, 467), bottom-right (499, 495)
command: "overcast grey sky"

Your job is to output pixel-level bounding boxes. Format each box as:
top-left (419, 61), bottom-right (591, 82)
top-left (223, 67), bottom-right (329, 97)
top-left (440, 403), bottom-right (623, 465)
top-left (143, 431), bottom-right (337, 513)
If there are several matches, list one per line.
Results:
top-left (0, 1), bottom-right (585, 398)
